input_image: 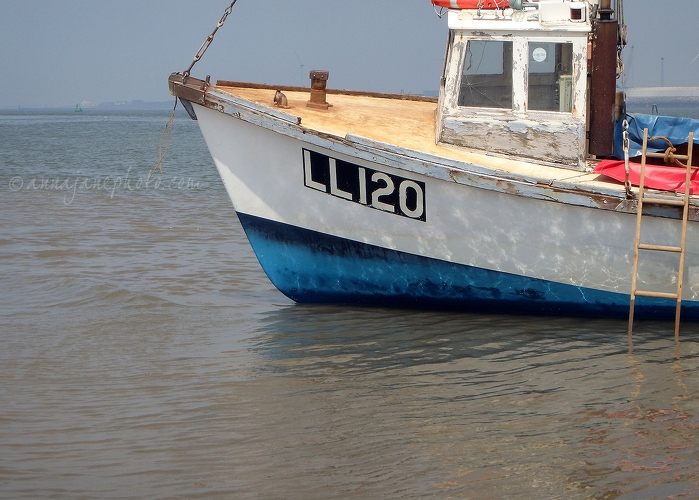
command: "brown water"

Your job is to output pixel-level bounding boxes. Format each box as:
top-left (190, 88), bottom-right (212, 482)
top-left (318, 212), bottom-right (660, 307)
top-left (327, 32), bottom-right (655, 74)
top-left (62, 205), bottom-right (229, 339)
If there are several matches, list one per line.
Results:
top-left (1, 109), bottom-right (699, 499)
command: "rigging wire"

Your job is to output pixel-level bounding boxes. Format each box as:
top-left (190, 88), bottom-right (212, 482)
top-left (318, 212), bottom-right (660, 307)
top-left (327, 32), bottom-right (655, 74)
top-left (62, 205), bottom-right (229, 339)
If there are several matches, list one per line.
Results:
top-left (616, 0), bottom-right (627, 82)
top-left (614, 0), bottom-right (633, 198)
top-left (433, 3), bottom-right (447, 18)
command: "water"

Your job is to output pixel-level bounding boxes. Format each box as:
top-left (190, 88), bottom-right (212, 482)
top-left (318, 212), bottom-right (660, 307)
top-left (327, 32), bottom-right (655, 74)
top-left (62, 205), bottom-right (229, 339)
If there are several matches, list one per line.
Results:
top-left (1, 108), bottom-right (699, 499)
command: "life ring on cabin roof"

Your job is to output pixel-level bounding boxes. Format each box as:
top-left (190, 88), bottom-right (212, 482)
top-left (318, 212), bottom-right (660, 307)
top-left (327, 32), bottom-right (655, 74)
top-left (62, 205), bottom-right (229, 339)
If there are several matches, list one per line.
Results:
top-left (431, 0), bottom-right (507, 9)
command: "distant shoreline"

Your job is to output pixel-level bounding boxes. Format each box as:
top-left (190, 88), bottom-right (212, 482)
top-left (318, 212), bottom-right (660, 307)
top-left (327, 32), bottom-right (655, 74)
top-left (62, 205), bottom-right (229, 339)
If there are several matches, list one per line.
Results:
top-left (626, 96), bottom-right (699, 118)
top-left (626, 97), bottom-right (699, 106)
top-left (2, 100), bottom-right (176, 111)
top-left (5, 97), bottom-right (699, 118)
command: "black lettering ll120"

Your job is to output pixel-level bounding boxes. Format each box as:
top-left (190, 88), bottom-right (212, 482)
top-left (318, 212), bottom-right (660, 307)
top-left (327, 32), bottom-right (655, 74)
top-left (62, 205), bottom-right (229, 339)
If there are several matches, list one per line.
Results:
top-left (303, 149), bottom-right (426, 222)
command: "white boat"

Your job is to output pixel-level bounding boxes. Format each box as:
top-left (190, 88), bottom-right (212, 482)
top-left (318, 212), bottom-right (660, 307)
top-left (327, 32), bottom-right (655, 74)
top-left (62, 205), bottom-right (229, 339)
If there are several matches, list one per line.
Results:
top-left (168, 0), bottom-right (699, 323)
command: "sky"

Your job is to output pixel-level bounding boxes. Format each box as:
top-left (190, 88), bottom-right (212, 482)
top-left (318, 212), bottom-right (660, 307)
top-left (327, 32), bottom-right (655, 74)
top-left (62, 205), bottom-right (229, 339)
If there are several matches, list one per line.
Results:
top-left (0, 0), bottom-right (697, 108)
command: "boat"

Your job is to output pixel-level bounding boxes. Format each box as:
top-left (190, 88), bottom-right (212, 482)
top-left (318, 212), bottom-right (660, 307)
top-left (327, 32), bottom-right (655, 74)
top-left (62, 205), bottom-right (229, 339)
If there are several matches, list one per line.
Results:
top-left (167, 0), bottom-right (699, 327)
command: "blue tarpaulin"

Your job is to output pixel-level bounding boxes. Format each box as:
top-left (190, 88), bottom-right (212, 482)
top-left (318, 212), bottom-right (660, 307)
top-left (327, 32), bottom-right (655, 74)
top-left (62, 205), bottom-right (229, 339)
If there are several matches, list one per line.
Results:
top-left (613, 113), bottom-right (699, 160)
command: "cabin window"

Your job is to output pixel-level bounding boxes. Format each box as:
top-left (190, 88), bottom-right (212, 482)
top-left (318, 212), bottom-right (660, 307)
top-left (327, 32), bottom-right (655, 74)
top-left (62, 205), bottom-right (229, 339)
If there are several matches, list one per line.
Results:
top-left (458, 40), bottom-right (513, 109)
top-left (528, 42), bottom-right (574, 112)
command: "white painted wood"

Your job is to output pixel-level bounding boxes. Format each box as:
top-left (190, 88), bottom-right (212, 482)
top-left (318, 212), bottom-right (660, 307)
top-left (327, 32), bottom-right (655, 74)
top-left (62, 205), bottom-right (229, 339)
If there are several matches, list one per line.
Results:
top-left (194, 103), bottom-right (699, 300)
top-left (438, 9), bottom-right (589, 168)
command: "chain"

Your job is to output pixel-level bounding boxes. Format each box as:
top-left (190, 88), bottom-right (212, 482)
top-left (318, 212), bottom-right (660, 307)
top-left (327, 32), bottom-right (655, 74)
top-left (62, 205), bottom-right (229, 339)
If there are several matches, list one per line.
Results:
top-left (183, 1), bottom-right (238, 79)
top-left (152, 1), bottom-right (237, 177)
top-left (619, 0), bottom-right (630, 199)
top-left (622, 118), bottom-right (632, 199)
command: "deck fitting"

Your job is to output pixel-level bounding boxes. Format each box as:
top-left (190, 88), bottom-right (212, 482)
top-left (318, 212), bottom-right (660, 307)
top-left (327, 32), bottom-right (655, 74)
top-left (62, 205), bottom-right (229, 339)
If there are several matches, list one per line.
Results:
top-left (307, 70), bottom-right (330, 110)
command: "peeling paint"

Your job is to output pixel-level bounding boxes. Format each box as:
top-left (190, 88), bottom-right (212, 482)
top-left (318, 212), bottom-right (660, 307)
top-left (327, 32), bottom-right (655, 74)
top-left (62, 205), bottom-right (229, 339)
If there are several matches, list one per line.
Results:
top-left (437, 19), bottom-right (589, 170)
top-left (507, 121), bottom-right (529, 134)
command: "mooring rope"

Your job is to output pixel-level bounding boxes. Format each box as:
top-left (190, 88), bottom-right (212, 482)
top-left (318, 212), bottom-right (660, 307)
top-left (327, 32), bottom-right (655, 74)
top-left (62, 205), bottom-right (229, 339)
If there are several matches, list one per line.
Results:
top-left (149, 97), bottom-right (178, 179)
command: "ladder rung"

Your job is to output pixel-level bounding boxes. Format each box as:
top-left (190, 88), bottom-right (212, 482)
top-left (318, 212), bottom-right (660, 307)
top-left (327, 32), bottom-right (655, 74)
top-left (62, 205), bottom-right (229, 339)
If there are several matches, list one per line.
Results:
top-left (638, 243), bottom-right (682, 252)
top-left (641, 197), bottom-right (687, 207)
top-left (634, 290), bottom-right (679, 300)
top-left (629, 129), bottom-right (693, 338)
top-left (644, 152), bottom-right (691, 161)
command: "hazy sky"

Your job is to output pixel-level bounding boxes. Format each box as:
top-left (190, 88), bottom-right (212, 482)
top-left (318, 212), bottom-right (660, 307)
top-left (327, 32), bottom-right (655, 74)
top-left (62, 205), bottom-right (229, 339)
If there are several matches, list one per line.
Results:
top-left (0, 0), bottom-right (697, 108)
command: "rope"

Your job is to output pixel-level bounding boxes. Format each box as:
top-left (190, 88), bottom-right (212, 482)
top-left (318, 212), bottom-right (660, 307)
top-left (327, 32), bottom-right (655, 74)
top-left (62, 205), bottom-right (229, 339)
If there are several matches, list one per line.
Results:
top-left (650, 136), bottom-right (687, 168)
top-left (615, 0), bottom-right (627, 80)
top-left (617, 0), bottom-right (631, 198)
top-left (616, 0), bottom-right (625, 44)
top-left (149, 97), bottom-right (178, 179)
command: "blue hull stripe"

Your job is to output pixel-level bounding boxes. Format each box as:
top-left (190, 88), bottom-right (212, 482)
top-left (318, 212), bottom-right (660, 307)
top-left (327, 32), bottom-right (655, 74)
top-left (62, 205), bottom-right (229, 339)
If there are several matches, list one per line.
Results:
top-left (237, 212), bottom-right (698, 319)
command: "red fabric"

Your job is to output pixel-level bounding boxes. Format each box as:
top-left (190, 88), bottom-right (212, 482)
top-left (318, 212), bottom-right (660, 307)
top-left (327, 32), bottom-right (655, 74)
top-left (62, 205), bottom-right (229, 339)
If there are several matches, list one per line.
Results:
top-left (431, 0), bottom-right (505, 8)
top-left (594, 160), bottom-right (699, 195)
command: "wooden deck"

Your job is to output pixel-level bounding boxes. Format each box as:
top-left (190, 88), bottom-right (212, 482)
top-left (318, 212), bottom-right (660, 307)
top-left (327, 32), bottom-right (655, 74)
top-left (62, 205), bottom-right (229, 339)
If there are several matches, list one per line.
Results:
top-left (211, 84), bottom-right (623, 193)
top-left (211, 83), bottom-right (672, 196)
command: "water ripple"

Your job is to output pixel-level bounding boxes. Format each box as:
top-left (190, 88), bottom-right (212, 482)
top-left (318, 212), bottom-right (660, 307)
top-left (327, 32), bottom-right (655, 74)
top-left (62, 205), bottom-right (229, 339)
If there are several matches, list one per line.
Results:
top-left (1, 109), bottom-right (698, 499)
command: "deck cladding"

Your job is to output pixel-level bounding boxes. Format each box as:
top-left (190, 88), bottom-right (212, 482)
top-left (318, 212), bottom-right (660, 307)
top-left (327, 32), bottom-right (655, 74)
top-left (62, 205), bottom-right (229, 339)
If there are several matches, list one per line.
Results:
top-left (212, 85), bottom-right (611, 188)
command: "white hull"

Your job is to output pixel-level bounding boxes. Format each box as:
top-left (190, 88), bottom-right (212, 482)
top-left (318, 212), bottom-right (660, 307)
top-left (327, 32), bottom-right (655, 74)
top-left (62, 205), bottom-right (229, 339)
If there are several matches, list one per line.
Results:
top-left (192, 101), bottom-right (699, 317)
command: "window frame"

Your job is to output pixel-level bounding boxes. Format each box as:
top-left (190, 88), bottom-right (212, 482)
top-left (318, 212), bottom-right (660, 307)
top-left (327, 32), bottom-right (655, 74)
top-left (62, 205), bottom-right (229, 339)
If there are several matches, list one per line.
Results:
top-left (458, 39), bottom-right (515, 110)
top-left (444, 32), bottom-right (586, 119)
top-left (527, 41), bottom-right (574, 113)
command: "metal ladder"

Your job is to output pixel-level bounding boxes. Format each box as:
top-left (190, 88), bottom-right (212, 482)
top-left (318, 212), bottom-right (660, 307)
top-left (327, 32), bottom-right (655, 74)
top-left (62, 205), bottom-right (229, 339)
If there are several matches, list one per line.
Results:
top-left (628, 129), bottom-right (695, 339)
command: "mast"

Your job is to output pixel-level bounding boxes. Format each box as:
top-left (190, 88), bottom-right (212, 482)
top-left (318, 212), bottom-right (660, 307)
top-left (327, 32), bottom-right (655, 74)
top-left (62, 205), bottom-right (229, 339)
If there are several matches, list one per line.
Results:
top-left (588, 0), bottom-right (620, 157)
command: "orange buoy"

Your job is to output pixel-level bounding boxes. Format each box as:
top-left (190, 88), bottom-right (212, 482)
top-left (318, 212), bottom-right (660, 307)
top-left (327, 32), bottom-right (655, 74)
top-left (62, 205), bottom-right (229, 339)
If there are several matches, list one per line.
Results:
top-left (431, 0), bottom-right (507, 9)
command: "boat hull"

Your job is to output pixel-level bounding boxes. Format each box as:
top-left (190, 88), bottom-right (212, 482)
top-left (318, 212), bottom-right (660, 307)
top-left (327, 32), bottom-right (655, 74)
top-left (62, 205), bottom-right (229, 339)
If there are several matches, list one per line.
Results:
top-left (192, 102), bottom-right (699, 319)
top-left (239, 212), bottom-right (688, 318)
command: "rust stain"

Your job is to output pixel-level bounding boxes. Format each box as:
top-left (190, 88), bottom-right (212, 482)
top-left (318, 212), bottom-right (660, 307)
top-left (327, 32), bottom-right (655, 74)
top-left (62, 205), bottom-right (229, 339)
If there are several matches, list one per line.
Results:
top-left (495, 179), bottom-right (519, 195)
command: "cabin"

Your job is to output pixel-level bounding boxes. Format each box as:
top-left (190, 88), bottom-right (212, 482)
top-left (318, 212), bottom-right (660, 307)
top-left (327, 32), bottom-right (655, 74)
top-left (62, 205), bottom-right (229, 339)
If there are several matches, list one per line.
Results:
top-left (436, 1), bottom-right (616, 170)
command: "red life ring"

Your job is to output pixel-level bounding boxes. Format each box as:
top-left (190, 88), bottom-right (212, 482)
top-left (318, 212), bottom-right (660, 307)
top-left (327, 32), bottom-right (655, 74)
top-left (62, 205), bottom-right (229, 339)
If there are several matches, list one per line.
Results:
top-left (431, 0), bottom-right (507, 9)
